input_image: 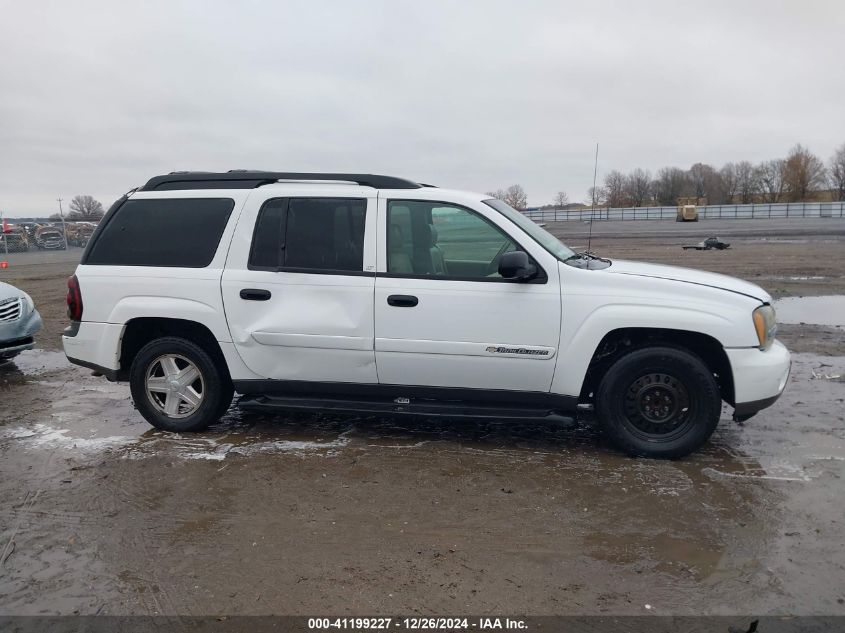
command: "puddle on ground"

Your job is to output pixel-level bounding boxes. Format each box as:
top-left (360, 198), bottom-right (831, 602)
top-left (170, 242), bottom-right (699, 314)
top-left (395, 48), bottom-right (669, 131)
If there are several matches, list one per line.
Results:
top-left (774, 295), bottom-right (845, 326)
top-left (2, 349), bottom-right (843, 491)
top-left (6, 349), bottom-right (72, 375)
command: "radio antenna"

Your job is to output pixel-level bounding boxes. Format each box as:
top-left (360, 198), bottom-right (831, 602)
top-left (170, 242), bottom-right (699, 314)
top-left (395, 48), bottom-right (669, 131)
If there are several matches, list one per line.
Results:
top-left (587, 142), bottom-right (599, 254)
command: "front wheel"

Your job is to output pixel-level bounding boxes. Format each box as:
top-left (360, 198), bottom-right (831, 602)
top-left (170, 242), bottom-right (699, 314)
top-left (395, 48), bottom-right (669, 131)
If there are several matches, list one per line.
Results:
top-left (129, 336), bottom-right (233, 432)
top-left (595, 347), bottom-right (721, 458)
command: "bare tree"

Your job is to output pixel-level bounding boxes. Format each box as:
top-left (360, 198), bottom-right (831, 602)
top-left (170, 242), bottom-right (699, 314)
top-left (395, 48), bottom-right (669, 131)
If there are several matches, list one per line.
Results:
top-left (625, 168), bottom-right (652, 207)
top-left (68, 195), bottom-right (105, 220)
top-left (756, 159), bottom-right (786, 203)
top-left (602, 170), bottom-right (629, 208)
top-left (735, 160), bottom-right (760, 204)
top-left (828, 143), bottom-right (845, 202)
top-left (687, 163), bottom-right (719, 201)
top-left (503, 184), bottom-right (527, 210)
top-left (783, 144), bottom-right (826, 201)
top-left (718, 163), bottom-right (739, 204)
top-left (485, 189), bottom-right (507, 201)
top-left (553, 191), bottom-right (569, 208)
top-left (586, 186), bottom-right (603, 207)
top-left (653, 167), bottom-right (686, 205)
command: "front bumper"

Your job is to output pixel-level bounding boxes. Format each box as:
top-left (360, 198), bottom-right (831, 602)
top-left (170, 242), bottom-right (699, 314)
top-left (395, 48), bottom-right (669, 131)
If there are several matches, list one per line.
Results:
top-left (726, 339), bottom-right (791, 421)
top-left (0, 308), bottom-right (43, 358)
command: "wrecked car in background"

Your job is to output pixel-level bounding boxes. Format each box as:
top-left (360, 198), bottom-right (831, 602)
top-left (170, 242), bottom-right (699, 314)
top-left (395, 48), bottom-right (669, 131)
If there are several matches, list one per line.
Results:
top-left (682, 237), bottom-right (732, 251)
top-left (65, 222), bottom-right (96, 247)
top-left (0, 281), bottom-right (42, 361)
top-left (34, 225), bottom-right (66, 250)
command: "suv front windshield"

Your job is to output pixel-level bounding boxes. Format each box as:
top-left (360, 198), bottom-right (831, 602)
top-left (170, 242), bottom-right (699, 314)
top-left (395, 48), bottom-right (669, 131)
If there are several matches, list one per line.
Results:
top-left (482, 199), bottom-right (575, 261)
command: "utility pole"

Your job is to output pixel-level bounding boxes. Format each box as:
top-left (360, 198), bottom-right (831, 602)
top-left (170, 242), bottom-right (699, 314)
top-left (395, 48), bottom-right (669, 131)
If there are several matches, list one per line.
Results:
top-left (57, 197), bottom-right (68, 249)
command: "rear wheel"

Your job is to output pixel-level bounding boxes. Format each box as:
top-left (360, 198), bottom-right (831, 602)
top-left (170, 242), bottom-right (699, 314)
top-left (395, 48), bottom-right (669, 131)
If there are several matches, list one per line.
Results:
top-left (595, 346), bottom-right (721, 458)
top-left (129, 336), bottom-right (233, 432)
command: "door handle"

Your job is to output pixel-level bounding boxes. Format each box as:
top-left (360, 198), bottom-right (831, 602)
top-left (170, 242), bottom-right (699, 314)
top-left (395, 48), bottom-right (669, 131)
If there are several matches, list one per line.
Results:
top-left (387, 294), bottom-right (418, 307)
top-left (240, 288), bottom-right (271, 301)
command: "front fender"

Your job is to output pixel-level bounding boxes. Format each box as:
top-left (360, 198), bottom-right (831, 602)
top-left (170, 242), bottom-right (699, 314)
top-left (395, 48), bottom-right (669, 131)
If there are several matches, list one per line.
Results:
top-left (552, 302), bottom-right (742, 397)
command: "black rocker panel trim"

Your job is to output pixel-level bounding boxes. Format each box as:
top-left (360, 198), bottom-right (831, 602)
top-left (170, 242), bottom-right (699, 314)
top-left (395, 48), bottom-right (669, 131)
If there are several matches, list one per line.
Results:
top-left (232, 379), bottom-right (578, 412)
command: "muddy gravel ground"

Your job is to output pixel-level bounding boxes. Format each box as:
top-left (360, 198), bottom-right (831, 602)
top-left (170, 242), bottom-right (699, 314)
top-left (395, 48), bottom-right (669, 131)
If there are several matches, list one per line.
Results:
top-left (1, 219), bottom-right (844, 616)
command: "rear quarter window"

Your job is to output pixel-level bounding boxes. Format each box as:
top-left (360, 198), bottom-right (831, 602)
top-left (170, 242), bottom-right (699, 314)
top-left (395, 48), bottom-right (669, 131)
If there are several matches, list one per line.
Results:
top-left (85, 198), bottom-right (234, 267)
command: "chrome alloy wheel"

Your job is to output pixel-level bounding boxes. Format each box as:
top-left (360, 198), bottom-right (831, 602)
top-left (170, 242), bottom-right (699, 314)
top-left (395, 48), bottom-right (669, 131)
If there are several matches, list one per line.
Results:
top-left (145, 354), bottom-right (205, 419)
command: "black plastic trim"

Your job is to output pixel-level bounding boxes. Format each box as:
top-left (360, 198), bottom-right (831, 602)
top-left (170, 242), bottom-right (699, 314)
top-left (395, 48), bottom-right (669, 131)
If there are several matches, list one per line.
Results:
top-left (387, 294), bottom-right (418, 307)
top-left (232, 379), bottom-right (578, 412)
top-left (248, 267), bottom-right (376, 277)
top-left (64, 321), bottom-right (81, 337)
top-left (0, 336), bottom-right (34, 351)
top-left (239, 289), bottom-right (271, 301)
top-left (375, 271), bottom-right (546, 283)
top-left (66, 356), bottom-right (119, 381)
top-left (238, 394), bottom-right (576, 423)
top-left (733, 393), bottom-right (783, 421)
top-left (140, 172), bottom-right (423, 191)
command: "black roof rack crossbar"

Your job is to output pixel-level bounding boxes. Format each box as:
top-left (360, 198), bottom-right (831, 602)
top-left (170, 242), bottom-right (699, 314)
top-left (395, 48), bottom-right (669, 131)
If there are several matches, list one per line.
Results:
top-left (139, 172), bottom-right (424, 191)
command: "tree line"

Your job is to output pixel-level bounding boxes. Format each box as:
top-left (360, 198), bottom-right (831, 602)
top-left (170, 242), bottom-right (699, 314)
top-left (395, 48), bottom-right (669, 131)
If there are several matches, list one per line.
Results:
top-left (489, 142), bottom-right (845, 210)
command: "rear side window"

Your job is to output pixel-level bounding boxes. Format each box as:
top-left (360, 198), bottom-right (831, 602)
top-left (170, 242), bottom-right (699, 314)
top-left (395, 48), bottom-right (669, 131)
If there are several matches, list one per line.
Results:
top-left (86, 198), bottom-right (234, 267)
top-left (249, 198), bottom-right (366, 272)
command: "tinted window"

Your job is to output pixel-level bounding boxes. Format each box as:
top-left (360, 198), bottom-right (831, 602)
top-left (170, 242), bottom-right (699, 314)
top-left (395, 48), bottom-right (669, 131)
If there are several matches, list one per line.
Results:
top-left (249, 198), bottom-right (366, 272)
top-left (86, 198), bottom-right (234, 267)
top-left (249, 199), bottom-right (285, 269)
top-left (387, 200), bottom-right (516, 279)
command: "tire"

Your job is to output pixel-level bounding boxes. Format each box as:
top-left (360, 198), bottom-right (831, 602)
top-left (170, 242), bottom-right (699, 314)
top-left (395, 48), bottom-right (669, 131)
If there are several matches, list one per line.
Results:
top-left (129, 336), bottom-right (233, 432)
top-left (595, 346), bottom-right (721, 458)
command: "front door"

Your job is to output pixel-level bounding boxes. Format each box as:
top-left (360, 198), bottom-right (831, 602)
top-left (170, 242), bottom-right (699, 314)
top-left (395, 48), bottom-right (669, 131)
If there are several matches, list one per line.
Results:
top-left (374, 197), bottom-right (561, 392)
top-left (222, 189), bottom-right (378, 383)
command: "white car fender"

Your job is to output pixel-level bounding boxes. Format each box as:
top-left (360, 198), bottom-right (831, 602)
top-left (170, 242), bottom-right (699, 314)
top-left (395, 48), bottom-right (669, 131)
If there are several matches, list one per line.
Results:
top-left (552, 300), bottom-right (754, 398)
top-left (108, 296), bottom-right (232, 342)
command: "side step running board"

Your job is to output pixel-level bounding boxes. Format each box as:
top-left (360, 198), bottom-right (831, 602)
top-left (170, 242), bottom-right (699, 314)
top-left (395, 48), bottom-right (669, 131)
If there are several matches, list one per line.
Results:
top-left (238, 394), bottom-right (576, 424)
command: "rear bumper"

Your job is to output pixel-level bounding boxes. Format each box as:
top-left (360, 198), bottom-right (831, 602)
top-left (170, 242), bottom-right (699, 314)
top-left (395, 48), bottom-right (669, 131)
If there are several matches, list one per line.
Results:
top-left (65, 355), bottom-right (119, 381)
top-left (726, 340), bottom-right (791, 420)
top-left (62, 321), bottom-right (123, 376)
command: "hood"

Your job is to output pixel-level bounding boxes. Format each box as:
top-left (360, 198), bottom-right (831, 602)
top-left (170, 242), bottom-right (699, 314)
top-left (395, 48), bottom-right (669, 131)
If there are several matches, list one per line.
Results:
top-left (0, 281), bottom-right (26, 300)
top-left (604, 259), bottom-right (771, 302)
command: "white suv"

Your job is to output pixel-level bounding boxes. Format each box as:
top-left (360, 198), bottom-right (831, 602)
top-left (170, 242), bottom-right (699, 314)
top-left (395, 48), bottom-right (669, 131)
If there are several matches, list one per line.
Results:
top-left (62, 172), bottom-right (790, 458)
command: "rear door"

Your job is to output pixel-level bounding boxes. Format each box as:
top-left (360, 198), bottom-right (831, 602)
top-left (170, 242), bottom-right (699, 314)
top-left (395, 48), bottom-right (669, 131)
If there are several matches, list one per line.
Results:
top-left (221, 186), bottom-right (378, 382)
top-left (374, 195), bottom-right (562, 392)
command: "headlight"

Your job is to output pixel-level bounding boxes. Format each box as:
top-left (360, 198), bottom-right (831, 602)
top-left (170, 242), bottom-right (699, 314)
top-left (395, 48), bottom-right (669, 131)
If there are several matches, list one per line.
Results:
top-left (752, 304), bottom-right (777, 350)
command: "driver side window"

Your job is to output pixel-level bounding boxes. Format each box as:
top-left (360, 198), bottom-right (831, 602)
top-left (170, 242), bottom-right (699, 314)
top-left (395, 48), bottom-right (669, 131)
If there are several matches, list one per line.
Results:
top-left (387, 201), bottom-right (516, 279)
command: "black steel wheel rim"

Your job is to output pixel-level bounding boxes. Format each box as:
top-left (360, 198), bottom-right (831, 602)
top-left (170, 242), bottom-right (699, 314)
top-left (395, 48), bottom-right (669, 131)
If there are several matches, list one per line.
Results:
top-left (622, 372), bottom-right (693, 440)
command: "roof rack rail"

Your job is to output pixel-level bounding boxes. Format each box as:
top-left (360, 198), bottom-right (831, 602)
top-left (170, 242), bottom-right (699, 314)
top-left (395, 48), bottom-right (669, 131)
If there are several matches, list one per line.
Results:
top-left (139, 172), bottom-right (424, 191)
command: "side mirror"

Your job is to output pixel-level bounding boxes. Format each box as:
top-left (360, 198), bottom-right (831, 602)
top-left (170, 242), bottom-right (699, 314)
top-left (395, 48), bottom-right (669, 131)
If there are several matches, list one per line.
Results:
top-left (498, 251), bottom-right (535, 281)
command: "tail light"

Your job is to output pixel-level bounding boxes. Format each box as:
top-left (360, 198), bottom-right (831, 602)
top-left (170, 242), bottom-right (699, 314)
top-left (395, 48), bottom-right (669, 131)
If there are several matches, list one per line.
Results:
top-left (67, 275), bottom-right (83, 321)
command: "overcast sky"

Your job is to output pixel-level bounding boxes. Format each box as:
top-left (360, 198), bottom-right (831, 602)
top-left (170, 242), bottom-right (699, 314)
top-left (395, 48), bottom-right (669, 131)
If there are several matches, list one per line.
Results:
top-left (1, 0), bottom-right (844, 216)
